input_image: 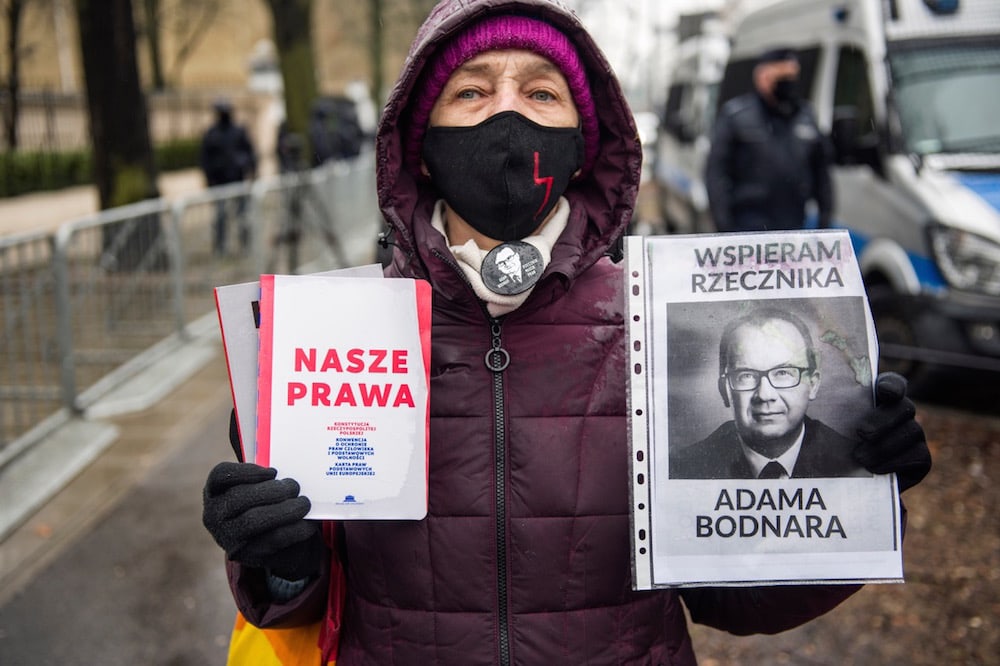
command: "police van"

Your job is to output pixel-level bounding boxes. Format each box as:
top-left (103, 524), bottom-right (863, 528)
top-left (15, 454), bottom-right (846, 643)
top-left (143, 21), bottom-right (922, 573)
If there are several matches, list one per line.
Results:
top-left (718, 0), bottom-right (1000, 383)
top-left (652, 15), bottom-right (729, 234)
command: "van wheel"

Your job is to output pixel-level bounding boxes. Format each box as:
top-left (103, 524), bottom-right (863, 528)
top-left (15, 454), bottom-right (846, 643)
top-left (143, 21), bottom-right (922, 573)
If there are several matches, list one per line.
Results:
top-left (867, 286), bottom-right (929, 389)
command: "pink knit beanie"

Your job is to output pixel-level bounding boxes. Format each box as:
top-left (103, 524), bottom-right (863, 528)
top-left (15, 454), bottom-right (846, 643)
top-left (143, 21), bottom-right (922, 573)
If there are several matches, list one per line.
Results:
top-left (406, 15), bottom-right (600, 176)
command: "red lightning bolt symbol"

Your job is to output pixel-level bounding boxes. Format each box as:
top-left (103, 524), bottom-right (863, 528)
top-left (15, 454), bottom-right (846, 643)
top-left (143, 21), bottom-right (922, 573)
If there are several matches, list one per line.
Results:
top-left (532, 151), bottom-right (553, 219)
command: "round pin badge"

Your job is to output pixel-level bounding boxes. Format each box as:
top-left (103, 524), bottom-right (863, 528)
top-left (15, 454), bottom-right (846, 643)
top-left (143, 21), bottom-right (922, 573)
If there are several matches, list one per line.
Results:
top-left (481, 241), bottom-right (543, 295)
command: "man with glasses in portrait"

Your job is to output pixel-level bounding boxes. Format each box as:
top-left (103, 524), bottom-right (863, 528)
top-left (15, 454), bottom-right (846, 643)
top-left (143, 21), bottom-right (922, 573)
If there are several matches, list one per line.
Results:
top-left (670, 307), bottom-right (870, 480)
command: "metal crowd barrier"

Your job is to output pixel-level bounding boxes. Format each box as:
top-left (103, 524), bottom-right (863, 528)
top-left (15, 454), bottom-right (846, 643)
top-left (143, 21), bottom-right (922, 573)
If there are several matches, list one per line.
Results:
top-left (0, 152), bottom-right (380, 460)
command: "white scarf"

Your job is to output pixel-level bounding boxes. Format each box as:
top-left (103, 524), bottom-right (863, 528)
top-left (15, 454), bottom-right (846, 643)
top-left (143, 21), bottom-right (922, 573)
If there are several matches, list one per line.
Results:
top-left (432, 198), bottom-right (569, 317)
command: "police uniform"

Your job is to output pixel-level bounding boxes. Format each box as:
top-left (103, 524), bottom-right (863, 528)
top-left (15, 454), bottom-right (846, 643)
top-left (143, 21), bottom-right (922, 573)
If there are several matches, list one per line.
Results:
top-left (705, 92), bottom-right (833, 232)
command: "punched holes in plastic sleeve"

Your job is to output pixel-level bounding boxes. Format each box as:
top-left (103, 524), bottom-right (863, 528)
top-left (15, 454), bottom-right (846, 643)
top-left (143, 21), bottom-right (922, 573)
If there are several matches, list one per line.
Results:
top-left (631, 274), bottom-right (643, 375)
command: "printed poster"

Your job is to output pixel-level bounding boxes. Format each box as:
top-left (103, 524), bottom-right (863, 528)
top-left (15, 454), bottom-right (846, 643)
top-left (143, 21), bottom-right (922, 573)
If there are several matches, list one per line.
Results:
top-left (625, 230), bottom-right (902, 588)
top-left (256, 273), bottom-right (432, 520)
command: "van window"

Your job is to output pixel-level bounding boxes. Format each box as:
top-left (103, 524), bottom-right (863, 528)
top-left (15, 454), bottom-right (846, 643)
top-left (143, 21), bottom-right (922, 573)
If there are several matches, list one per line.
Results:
top-left (834, 45), bottom-right (876, 140)
top-left (795, 47), bottom-right (821, 99)
top-left (665, 84), bottom-right (684, 117)
top-left (717, 57), bottom-right (756, 108)
top-left (703, 83), bottom-right (721, 133)
top-left (888, 37), bottom-right (1000, 155)
top-left (663, 83), bottom-right (687, 138)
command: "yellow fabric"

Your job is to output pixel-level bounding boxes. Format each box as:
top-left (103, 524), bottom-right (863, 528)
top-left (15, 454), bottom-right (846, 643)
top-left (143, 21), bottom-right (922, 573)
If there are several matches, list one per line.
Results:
top-left (226, 611), bottom-right (334, 666)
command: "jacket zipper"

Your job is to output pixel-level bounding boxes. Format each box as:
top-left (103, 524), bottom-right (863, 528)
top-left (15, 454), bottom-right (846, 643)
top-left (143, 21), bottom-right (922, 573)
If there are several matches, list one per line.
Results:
top-left (430, 248), bottom-right (513, 664)
top-left (485, 319), bottom-right (511, 666)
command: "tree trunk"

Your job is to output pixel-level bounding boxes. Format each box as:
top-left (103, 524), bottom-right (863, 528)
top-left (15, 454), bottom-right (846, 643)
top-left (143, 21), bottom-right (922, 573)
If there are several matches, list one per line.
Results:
top-left (3, 0), bottom-right (25, 150)
top-left (141, 0), bottom-right (166, 91)
top-left (167, 1), bottom-right (221, 86)
top-left (74, 0), bottom-right (164, 270)
top-left (370, 0), bottom-right (384, 112)
top-left (266, 0), bottom-right (317, 160)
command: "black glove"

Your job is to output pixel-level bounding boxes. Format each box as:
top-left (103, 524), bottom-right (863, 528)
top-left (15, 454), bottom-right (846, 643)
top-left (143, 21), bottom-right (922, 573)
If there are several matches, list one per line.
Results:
top-left (853, 372), bottom-right (931, 492)
top-left (202, 462), bottom-right (323, 580)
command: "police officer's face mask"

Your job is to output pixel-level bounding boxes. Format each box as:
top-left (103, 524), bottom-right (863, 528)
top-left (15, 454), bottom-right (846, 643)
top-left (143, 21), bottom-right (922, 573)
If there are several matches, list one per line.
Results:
top-left (422, 111), bottom-right (584, 242)
top-left (772, 77), bottom-right (800, 104)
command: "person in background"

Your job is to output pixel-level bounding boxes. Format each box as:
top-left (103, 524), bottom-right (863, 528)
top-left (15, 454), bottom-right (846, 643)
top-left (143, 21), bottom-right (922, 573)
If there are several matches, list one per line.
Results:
top-left (705, 47), bottom-right (833, 231)
top-left (307, 100), bottom-right (338, 166)
top-left (201, 2), bottom-right (931, 664)
top-left (200, 98), bottom-right (257, 255)
top-left (671, 307), bottom-right (870, 479)
top-left (309, 97), bottom-right (366, 166)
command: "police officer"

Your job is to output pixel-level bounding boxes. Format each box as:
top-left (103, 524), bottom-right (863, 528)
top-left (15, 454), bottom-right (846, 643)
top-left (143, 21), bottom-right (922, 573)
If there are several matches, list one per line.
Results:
top-left (705, 47), bottom-right (833, 232)
top-left (200, 99), bottom-right (257, 255)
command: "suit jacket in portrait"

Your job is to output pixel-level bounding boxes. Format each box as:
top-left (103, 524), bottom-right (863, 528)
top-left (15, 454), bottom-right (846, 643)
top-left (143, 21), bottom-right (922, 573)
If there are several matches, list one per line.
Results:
top-left (669, 416), bottom-right (871, 479)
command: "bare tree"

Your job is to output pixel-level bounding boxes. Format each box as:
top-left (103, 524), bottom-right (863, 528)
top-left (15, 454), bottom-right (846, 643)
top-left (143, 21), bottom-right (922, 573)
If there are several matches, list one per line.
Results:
top-left (75, 0), bottom-right (162, 268)
top-left (75, 0), bottom-right (158, 207)
top-left (265, 0), bottom-right (318, 157)
top-left (372, 0), bottom-right (437, 109)
top-left (165, 0), bottom-right (221, 85)
top-left (369, 0), bottom-right (383, 112)
top-left (139, 0), bottom-right (165, 90)
top-left (2, 0), bottom-right (28, 149)
top-left (136, 0), bottom-right (221, 90)
top-left (255, 0), bottom-right (432, 161)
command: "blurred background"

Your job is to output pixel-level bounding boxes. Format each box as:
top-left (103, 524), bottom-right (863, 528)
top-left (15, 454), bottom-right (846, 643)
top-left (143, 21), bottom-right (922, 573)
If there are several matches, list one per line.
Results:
top-left (0, 1), bottom-right (996, 664)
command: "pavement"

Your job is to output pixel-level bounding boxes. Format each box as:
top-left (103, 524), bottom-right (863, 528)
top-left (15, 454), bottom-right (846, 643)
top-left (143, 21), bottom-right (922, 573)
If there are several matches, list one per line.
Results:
top-left (0, 321), bottom-right (228, 608)
top-left (0, 353), bottom-right (237, 663)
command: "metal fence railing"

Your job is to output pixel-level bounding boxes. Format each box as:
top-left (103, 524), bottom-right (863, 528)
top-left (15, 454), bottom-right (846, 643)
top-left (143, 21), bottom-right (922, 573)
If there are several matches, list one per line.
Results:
top-left (0, 151), bottom-right (380, 462)
top-left (0, 229), bottom-right (63, 465)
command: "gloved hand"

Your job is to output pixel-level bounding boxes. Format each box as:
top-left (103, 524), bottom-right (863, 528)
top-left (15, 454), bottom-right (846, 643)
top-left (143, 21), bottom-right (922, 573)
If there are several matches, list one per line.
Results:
top-left (203, 462), bottom-right (323, 580)
top-left (853, 372), bottom-right (931, 492)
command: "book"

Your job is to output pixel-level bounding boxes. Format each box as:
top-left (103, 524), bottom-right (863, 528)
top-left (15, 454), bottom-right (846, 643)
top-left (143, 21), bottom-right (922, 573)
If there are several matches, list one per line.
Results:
top-left (214, 264), bottom-right (383, 464)
top-left (256, 273), bottom-right (432, 520)
top-left (625, 230), bottom-right (902, 588)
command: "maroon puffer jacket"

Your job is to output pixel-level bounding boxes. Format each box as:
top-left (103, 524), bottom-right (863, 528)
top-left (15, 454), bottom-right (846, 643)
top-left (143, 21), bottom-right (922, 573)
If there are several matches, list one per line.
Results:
top-left (229, 1), bottom-right (863, 663)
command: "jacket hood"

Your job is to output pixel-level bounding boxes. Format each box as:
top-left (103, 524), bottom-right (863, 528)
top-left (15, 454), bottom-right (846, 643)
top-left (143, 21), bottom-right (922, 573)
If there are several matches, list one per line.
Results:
top-left (376, 0), bottom-right (641, 285)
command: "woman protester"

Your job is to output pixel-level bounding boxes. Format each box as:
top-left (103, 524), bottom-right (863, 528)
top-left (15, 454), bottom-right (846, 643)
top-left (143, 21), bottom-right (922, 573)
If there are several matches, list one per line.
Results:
top-left (202, 1), bottom-right (931, 663)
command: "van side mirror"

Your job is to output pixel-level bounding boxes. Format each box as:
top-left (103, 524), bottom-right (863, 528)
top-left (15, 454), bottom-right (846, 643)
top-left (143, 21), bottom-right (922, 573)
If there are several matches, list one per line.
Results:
top-left (665, 112), bottom-right (696, 144)
top-left (831, 105), bottom-right (884, 176)
top-left (831, 106), bottom-right (861, 165)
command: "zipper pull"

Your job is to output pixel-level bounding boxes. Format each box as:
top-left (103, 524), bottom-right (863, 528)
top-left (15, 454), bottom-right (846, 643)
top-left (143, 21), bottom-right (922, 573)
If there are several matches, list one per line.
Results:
top-left (484, 321), bottom-right (510, 373)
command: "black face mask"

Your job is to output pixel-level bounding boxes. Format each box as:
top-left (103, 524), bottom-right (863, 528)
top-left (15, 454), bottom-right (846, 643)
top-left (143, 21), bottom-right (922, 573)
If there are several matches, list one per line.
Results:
top-left (422, 111), bottom-right (584, 241)
top-left (772, 78), bottom-right (800, 105)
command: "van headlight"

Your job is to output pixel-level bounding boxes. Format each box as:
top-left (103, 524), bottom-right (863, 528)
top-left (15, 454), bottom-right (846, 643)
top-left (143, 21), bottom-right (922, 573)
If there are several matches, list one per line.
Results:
top-left (929, 227), bottom-right (1000, 296)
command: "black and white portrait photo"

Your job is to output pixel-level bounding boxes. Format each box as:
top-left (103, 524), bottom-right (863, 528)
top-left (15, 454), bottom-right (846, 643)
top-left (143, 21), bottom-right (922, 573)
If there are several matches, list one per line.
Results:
top-left (667, 299), bottom-right (874, 480)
